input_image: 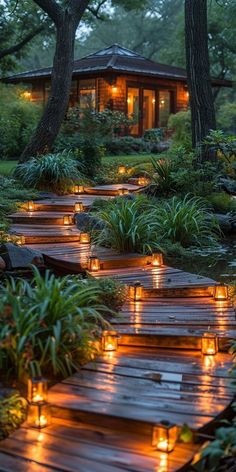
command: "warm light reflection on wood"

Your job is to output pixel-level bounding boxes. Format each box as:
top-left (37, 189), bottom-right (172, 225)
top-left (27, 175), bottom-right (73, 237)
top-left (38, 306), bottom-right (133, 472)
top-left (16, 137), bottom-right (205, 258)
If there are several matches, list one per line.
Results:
top-left (155, 453), bottom-right (168, 472)
top-left (203, 355), bottom-right (216, 370)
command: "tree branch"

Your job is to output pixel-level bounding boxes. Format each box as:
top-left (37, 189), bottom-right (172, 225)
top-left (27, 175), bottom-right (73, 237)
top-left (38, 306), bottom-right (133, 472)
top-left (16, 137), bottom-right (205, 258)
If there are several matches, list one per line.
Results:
top-left (33, 0), bottom-right (63, 25)
top-left (86, 0), bottom-right (107, 20)
top-left (0, 25), bottom-right (45, 60)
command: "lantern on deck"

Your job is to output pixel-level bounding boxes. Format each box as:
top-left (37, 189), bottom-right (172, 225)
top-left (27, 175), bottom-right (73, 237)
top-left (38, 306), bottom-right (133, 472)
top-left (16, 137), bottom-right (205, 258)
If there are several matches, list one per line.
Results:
top-left (27, 201), bottom-right (35, 212)
top-left (102, 330), bottom-right (119, 352)
top-left (74, 201), bottom-right (84, 213)
top-left (27, 403), bottom-right (51, 429)
top-left (63, 215), bottom-right (73, 225)
top-left (214, 285), bottom-right (228, 301)
top-left (80, 233), bottom-right (90, 244)
top-left (152, 421), bottom-right (178, 453)
top-left (17, 235), bottom-right (26, 246)
top-left (129, 282), bottom-right (143, 301)
top-left (88, 256), bottom-right (101, 271)
top-left (118, 187), bottom-right (129, 196)
top-left (73, 185), bottom-right (84, 194)
top-left (201, 332), bottom-right (218, 355)
top-left (138, 177), bottom-right (149, 186)
top-left (118, 166), bottom-right (126, 175)
top-left (151, 253), bottom-right (163, 267)
top-left (28, 377), bottom-right (48, 404)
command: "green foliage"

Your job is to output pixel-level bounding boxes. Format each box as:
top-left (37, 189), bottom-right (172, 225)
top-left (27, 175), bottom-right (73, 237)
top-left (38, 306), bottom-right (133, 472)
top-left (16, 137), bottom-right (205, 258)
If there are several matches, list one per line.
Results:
top-left (14, 151), bottom-right (82, 194)
top-left (153, 195), bottom-right (220, 248)
top-left (206, 192), bottom-right (236, 214)
top-left (104, 136), bottom-right (149, 156)
top-left (148, 156), bottom-right (176, 195)
top-left (0, 391), bottom-right (27, 439)
top-left (0, 175), bottom-right (37, 225)
top-left (94, 197), bottom-right (162, 254)
top-left (0, 268), bottom-right (109, 379)
top-left (204, 130), bottom-right (236, 178)
top-left (92, 278), bottom-right (128, 313)
top-left (168, 111), bottom-right (192, 149)
top-left (144, 128), bottom-right (164, 143)
top-left (0, 85), bottom-right (42, 157)
top-left (217, 102), bottom-right (236, 135)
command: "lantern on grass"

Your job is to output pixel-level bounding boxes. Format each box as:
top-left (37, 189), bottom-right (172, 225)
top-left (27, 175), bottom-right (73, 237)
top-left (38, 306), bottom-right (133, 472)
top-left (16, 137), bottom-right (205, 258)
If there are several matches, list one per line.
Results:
top-left (138, 177), bottom-right (149, 186)
top-left (118, 187), bottom-right (129, 196)
top-left (80, 233), bottom-right (90, 244)
top-left (201, 331), bottom-right (218, 355)
top-left (28, 377), bottom-right (48, 404)
top-left (129, 282), bottom-right (143, 301)
top-left (214, 285), bottom-right (228, 301)
top-left (28, 201), bottom-right (35, 212)
top-left (152, 421), bottom-right (178, 453)
top-left (151, 253), bottom-right (163, 267)
top-left (118, 166), bottom-right (126, 175)
top-left (102, 330), bottom-right (119, 352)
top-left (63, 215), bottom-right (73, 225)
top-left (88, 256), bottom-right (101, 271)
top-left (74, 201), bottom-right (84, 213)
top-left (28, 403), bottom-right (51, 429)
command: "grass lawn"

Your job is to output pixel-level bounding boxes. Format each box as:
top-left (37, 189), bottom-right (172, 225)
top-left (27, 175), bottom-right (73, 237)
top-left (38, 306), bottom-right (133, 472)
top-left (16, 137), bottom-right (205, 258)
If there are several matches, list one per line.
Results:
top-left (0, 154), bottom-right (152, 176)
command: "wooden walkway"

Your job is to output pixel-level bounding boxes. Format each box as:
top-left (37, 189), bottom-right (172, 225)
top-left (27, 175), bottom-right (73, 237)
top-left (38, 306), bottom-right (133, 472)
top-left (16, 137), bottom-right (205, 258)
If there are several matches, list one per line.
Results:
top-left (1, 185), bottom-right (235, 472)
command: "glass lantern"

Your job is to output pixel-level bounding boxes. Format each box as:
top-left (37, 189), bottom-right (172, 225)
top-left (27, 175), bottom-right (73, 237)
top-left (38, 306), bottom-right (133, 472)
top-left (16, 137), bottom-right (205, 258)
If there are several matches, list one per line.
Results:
top-left (129, 282), bottom-right (143, 301)
top-left (201, 332), bottom-right (218, 355)
top-left (28, 377), bottom-right (48, 404)
top-left (80, 233), bottom-right (90, 244)
top-left (138, 177), bottom-right (149, 186)
top-left (151, 253), bottom-right (164, 267)
top-left (118, 166), bottom-right (126, 175)
top-left (74, 201), bottom-right (84, 212)
top-left (88, 256), bottom-right (101, 271)
top-left (63, 215), bottom-right (73, 225)
top-left (102, 330), bottom-right (119, 352)
top-left (28, 201), bottom-right (35, 212)
top-left (118, 188), bottom-right (129, 196)
top-left (28, 403), bottom-right (51, 429)
top-left (152, 421), bottom-right (178, 453)
top-left (214, 285), bottom-right (228, 301)
top-left (17, 235), bottom-right (26, 246)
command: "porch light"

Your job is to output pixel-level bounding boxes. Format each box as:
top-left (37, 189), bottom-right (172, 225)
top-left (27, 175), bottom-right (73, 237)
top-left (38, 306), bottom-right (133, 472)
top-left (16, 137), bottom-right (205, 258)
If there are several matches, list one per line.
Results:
top-left (88, 256), bottom-right (100, 271)
top-left (63, 215), bottom-right (73, 225)
top-left (28, 403), bottom-right (51, 429)
top-left (214, 285), bottom-right (228, 301)
top-left (118, 187), bottom-right (129, 196)
top-left (152, 253), bottom-right (163, 267)
top-left (28, 377), bottom-right (48, 404)
top-left (201, 331), bottom-right (218, 355)
top-left (74, 201), bottom-right (84, 213)
top-left (80, 232), bottom-right (90, 244)
top-left (129, 282), bottom-right (143, 301)
top-left (102, 330), bottom-right (119, 352)
top-left (118, 166), bottom-right (126, 175)
top-left (27, 201), bottom-right (35, 212)
top-left (152, 421), bottom-right (178, 453)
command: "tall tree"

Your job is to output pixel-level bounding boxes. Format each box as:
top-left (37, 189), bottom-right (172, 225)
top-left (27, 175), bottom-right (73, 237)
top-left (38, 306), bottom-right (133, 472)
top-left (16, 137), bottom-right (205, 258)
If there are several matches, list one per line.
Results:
top-left (185, 0), bottom-right (216, 162)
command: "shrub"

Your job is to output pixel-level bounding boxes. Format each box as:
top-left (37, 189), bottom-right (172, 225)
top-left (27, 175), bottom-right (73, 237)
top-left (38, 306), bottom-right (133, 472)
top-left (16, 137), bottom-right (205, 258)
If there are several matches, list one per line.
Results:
top-left (0, 84), bottom-right (42, 158)
top-left (92, 278), bottom-right (128, 313)
top-left (94, 197), bottom-right (162, 253)
top-left (204, 130), bottom-right (236, 178)
top-left (0, 391), bottom-right (27, 439)
top-left (14, 151), bottom-right (82, 194)
top-left (104, 136), bottom-right (149, 155)
top-left (146, 156), bottom-right (176, 196)
top-left (153, 195), bottom-right (220, 247)
top-left (217, 102), bottom-right (236, 134)
top-left (0, 268), bottom-right (110, 379)
top-left (0, 176), bottom-right (38, 225)
top-left (144, 128), bottom-right (164, 143)
top-left (206, 192), bottom-right (236, 214)
top-left (168, 110), bottom-right (192, 149)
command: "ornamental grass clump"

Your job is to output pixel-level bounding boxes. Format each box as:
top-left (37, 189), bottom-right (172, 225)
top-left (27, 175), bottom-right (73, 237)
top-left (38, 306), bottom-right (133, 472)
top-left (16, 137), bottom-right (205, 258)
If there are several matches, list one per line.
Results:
top-left (14, 150), bottom-right (82, 194)
top-left (0, 268), bottom-right (110, 380)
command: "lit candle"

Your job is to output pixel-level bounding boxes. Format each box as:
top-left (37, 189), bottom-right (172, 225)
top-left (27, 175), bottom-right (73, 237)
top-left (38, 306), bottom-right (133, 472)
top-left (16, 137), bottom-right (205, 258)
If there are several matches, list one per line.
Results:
top-left (80, 233), bottom-right (90, 244)
top-left (74, 201), bottom-right (84, 212)
top-left (201, 331), bottom-right (218, 355)
top-left (35, 415), bottom-right (47, 428)
top-left (102, 330), bottom-right (119, 352)
top-left (28, 403), bottom-right (51, 429)
top-left (28, 201), bottom-right (35, 212)
top-left (152, 421), bottom-right (178, 453)
top-left (28, 377), bottom-right (48, 404)
top-left (88, 256), bottom-right (100, 271)
top-left (214, 285), bottom-right (228, 301)
top-left (151, 253), bottom-right (163, 267)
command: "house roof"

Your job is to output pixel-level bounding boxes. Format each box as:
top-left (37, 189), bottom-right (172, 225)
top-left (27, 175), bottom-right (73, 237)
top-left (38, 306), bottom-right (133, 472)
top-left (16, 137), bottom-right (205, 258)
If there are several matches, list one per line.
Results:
top-left (4, 44), bottom-right (232, 87)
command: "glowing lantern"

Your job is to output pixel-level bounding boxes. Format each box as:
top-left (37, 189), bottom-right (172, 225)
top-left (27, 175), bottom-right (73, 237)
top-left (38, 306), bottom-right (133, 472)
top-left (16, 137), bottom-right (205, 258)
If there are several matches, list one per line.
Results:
top-left (152, 421), bottom-right (178, 453)
top-left (28, 377), bottom-right (48, 404)
top-left (151, 253), bottom-right (163, 267)
top-left (102, 330), bottom-right (119, 352)
top-left (80, 233), bottom-right (90, 244)
top-left (63, 215), bottom-right (73, 225)
top-left (201, 332), bottom-right (218, 355)
top-left (214, 285), bottom-right (228, 301)
top-left (129, 282), bottom-right (143, 301)
top-left (118, 187), bottom-right (129, 196)
top-left (28, 403), bottom-right (51, 429)
top-left (138, 177), bottom-right (149, 186)
top-left (118, 166), bottom-right (126, 175)
top-left (74, 201), bottom-right (84, 213)
top-left (21, 91), bottom-right (32, 100)
top-left (17, 235), bottom-right (26, 246)
top-left (28, 201), bottom-right (35, 212)
top-left (88, 256), bottom-right (101, 271)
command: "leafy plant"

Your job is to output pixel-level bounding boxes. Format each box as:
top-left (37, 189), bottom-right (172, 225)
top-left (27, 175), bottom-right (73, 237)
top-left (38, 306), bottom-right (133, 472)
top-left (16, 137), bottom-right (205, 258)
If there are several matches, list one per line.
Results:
top-left (204, 130), bottom-right (236, 177)
top-left (0, 175), bottom-right (38, 225)
top-left (206, 192), bottom-right (236, 214)
top-left (93, 278), bottom-right (128, 312)
top-left (144, 128), bottom-right (164, 143)
top-left (94, 197), bottom-right (162, 253)
top-left (0, 268), bottom-right (110, 379)
top-left (0, 391), bottom-right (27, 439)
top-left (147, 156), bottom-right (176, 195)
top-left (168, 110), bottom-right (192, 150)
top-left (14, 151), bottom-right (82, 194)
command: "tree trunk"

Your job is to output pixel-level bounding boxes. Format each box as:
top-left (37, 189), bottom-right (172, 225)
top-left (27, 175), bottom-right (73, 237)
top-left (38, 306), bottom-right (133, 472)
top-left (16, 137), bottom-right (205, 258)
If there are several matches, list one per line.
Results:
top-left (20, 13), bottom-right (76, 161)
top-left (185, 0), bottom-right (216, 164)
